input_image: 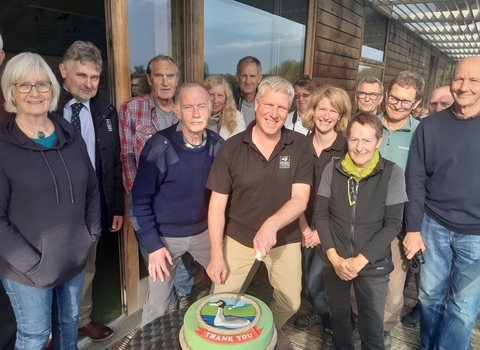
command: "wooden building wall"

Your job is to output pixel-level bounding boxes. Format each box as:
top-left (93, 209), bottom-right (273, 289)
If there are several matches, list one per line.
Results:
top-left (311, 0), bottom-right (364, 98)
top-left (309, 0), bottom-right (456, 104)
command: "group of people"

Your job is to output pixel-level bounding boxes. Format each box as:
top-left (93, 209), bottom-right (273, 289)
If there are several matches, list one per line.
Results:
top-left (0, 31), bottom-right (479, 350)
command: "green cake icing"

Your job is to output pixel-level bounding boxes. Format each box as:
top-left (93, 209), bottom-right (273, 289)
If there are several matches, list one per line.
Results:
top-left (180, 293), bottom-right (276, 350)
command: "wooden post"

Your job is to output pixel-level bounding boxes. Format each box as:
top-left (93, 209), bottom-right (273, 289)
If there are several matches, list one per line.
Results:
top-left (184, 0), bottom-right (204, 83)
top-left (105, 0), bottom-right (140, 314)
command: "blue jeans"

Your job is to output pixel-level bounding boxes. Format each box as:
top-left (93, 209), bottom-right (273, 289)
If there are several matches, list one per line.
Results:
top-left (169, 253), bottom-right (196, 308)
top-left (302, 245), bottom-right (331, 329)
top-left (419, 214), bottom-right (480, 350)
top-left (0, 269), bottom-right (85, 350)
top-left (136, 232), bottom-right (195, 309)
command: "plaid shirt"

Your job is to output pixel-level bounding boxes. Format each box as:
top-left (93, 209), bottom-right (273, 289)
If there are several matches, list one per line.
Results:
top-left (120, 94), bottom-right (178, 193)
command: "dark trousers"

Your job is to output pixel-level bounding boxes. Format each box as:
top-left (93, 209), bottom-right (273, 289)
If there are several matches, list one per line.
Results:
top-left (323, 261), bottom-right (389, 350)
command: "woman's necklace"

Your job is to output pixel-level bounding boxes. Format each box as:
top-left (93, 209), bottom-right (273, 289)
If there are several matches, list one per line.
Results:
top-left (17, 120), bottom-right (52, 139)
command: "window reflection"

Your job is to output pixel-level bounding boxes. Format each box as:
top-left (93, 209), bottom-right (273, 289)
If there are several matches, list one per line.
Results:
top-left (204, 0), bottom-right (308, 87)
top-left (357, 65), bottom-right (383, 83)
top-left (127, 0), bottom-right (183, 81)
top-left (361, 7), bottom-right (388, 62)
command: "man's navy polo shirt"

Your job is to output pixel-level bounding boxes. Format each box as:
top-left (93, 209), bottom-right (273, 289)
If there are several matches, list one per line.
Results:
top-left (206, 121), bottom-right (313, 248)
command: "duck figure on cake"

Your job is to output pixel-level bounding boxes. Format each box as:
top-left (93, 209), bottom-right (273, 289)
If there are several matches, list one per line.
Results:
top-left (210, 300), bottom-right (251, 329)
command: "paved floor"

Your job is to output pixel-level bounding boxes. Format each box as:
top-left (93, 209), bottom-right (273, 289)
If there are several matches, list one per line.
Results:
top-left (102, 264), bottom-right (480, 350)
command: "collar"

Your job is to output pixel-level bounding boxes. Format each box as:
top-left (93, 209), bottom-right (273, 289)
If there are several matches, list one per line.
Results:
top-left (452, 105), bottom-right (480, 119)
top-left (176, 121), bottom-right (207, 148)
top-left (242, 120), bottom-right (294, 147)
top-left (308, 132), bottom-right (346, 152)
top-left (378, 112), bottom-right (416, 132)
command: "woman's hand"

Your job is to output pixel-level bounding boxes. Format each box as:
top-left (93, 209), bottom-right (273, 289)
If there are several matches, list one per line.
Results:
top-left (327, 248), bottom-right (358, 281)
top-left (302, 228), bottom-right (321, 248)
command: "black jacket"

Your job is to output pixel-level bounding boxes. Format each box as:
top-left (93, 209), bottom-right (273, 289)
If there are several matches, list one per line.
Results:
top-left (57, 90), bottom-right (124, 230)
top-left (0, 113), bottom-right (101, 288)
top-left (315, 157), bottom-right (406, 276)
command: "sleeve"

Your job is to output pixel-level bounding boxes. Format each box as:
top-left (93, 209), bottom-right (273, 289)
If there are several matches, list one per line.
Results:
top-left (83, 142), bottom-right (102, 241)
top-left (120, 101), bottom-right (136, 194)
top-left (206, 142), bottom-right (233, 194)
top-left (386, 164), bottom-right (408, 206)
top-left (128, 140), bottom-right (166, 253)
top-left (293, 136), bottom-right (314, 186)
top-left (404, 124), bottom-right (427, 232)
top-left (314, 163), bottom-right (335, 253)
top-left (0, 163), bottom-right (40, 274)
top-left (359, 203), bottom-right (404, 263)
top-left (112, 108), bottom-right (125, 215)
top-left (359, 162), bottom-right (406, 262)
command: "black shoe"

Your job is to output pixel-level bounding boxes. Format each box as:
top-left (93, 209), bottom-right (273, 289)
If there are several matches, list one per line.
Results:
top-left (351, 321), bottom-right (360, 344)
top-left (178, 294), bottom-right (191, 309)
top-left (294, 310), bottom-right (321, 330)
top-left (321, 329), bottom-right (334, 350)
top-left (401, 302), bottom-right (421, 328)
top-left (383, 331), bottom-right (392, 350)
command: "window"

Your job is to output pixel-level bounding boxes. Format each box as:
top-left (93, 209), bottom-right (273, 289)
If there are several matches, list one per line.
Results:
top-left (204, 0), bottom-right (308, 87)
top-left (361, 7), bottom-right (388, 63)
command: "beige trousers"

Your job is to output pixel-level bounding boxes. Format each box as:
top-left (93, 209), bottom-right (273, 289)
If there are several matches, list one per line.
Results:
top-left (214, 236), bottom-right (302, 328)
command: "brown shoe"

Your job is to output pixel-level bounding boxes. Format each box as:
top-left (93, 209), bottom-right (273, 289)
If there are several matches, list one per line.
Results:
top-left (45, 338), bottom-right (54, 350)
top-left (78, 321), bottom-right (113, 341)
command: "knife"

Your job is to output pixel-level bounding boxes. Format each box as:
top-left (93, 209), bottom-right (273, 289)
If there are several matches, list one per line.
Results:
top-left (234, 251), bottom-right (263, 306)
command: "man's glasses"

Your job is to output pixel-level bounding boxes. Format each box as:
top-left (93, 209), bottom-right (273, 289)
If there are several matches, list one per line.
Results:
top-left (294, 93), bottom-right (311, 99)
top-left (387, 94), bottom-right (416, 109)
top-left (356, 92), bottom-right (381, 100)
top-left (13, 82), bottom-right (52, 94)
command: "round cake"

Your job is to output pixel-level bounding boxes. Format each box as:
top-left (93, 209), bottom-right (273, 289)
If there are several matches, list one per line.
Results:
top-left (180, 292), bottom-right (277, 350)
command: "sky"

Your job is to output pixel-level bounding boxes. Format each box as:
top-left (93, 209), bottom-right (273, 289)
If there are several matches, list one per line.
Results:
top-left (127, 0), bottom-right (306, 75)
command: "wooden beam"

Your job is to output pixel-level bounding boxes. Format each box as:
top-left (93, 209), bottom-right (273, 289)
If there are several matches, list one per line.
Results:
top-left (184, 0), bottom-right (204, 83)
top-left (105, 0), bottom-right (140, 315)
top-left (303, 0), bottom-right (317, 77)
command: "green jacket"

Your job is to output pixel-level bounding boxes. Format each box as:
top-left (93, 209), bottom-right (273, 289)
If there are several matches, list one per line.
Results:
top-left (378, 113), bottom-right (419, 171)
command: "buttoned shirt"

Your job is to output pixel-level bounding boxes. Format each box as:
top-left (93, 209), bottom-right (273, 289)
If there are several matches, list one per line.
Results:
top-left (120, 94), bottom-right (178, 193)
top-left (63, 98), bottom-right (96, 169)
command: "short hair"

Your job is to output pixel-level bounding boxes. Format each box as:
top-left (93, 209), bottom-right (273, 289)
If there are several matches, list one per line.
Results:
top-left (347, 112), bottom-right (383, 140)
top-left (62, 41), bottom-right (103, 72)
top-left (256, 76), bottom-right (294, 107)
top-left (388, 71), bottom-right (425, 101)
top-left (236, 56), bottom-right (262, 75)
top-left (357, 76), bottom-right (384, 95)
top-left (293, 75), bottom-right (316, 93)
top-left (175, 82), bottom-right (211, 112)
top-left (303, 86), bottom-right (352, 133)
top-left (1, 52), bottom-right (61, 113)
top-left (146, 55), bottom-right (178, 75)
top-left (204, 75), bottom-right (238, 134)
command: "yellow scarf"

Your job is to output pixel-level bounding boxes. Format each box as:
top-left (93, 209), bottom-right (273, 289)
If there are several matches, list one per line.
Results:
top-left (341, 149), bottom-right (380, 182)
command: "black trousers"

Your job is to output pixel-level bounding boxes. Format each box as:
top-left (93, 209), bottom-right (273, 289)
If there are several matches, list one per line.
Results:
top-left (323, 261), bottom-right (389, 350)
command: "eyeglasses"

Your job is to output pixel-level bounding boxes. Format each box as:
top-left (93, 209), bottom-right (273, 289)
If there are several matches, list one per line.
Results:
top-left (387, 94), bottom-right (416, 109)
top-left (13, 82), bottom-right (52, 94)
top-left (294, 93), bottom-right (311, 99)
top-left (356, 92), bottom-right (381, 100)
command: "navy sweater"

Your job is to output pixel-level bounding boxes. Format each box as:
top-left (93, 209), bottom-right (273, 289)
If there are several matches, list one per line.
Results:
top-left (405, 107), bottom-right (480, 235)
top-left (129, 124), bottom-right (223, 253)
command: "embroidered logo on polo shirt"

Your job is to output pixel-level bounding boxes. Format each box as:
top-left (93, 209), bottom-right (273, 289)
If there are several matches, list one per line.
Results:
top-left (279, 156), bottom-right (290, 169)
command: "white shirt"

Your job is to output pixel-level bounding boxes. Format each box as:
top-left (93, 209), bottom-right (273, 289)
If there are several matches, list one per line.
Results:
top-left (63, 99), bottom-right (96, 169)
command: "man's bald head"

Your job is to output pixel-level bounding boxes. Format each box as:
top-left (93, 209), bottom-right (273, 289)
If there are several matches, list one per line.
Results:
top-left (429, 86), bottom-right (453, 115)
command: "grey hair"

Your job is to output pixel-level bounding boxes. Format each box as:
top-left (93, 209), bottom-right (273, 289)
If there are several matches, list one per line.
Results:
top-left (146, 55), bottom-right (179, 75)
top-left (62, 41), bottom-right (103, 72)
top-left (256, 76), bottom-right (295, 107)
top-left (0, 33), bottom-right (3, 51)
top-left (236, 56), bottom-right (262, 75)
top-left (175, 82), bottom-right (211, 112)
top-left (1, 52), bottom-right (61, 113)
top-left (388, 71), bottom-right (425, 101)
top-left (357, 76), bottom-right (384, 95)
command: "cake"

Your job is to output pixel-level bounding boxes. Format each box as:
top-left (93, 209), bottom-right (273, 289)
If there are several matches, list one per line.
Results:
top-left (179, 292), bottom-right (277, 349)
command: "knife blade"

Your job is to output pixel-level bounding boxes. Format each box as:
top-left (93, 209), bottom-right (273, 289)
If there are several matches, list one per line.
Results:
top-left (234, 251), bottom-right (263, 306)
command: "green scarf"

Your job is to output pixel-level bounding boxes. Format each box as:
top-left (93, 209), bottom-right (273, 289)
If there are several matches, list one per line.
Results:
top-left (341, 149), bottom-right (380, 182)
